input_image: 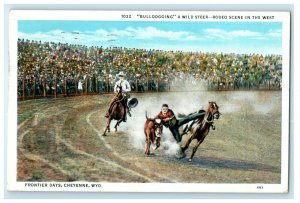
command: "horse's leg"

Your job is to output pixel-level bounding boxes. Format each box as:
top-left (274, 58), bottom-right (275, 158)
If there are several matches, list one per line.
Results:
top-left (189, 139), bottom-right (202, 161)
top-left (103, 118), bottom-right (112, 136)
top-left (102, 127), bottom-right (108, 136)
top-left (114, 122), bottom-right (118, 132)
top-left (107, 118), bottom-right (111, 133)
top-left (114, 119), bottom-right (122, 132)
top-left (181, 133), bottom-right (194, 152)
top-left (189, 132), bottom-right (208, 161)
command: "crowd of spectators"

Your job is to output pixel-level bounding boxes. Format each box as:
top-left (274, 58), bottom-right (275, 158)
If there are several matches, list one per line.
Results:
top-left (17, 39), bottom-right (283, 98)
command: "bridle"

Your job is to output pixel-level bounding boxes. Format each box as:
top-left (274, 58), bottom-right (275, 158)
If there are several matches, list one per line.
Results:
top-left (114, 85), bottom-right (126, 103)
top-left (200, 102), bottom-right (221, 130)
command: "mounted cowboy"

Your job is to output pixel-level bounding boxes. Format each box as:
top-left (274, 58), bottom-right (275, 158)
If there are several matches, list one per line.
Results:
top-left (105, 71), bottom-right (132, 122)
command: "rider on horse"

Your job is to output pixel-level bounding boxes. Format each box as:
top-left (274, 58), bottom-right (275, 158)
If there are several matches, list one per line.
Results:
top-left (105, 71), bottom-right (131, 122)
top-left (155, 104), bottom-right (206, 143)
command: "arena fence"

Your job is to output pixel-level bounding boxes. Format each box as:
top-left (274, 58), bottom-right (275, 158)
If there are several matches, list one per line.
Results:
top-left (17, 76), bottom-right (281, 101)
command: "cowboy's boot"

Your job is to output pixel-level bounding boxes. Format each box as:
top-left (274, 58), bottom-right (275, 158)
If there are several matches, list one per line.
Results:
top-left (122, 105), bottom-right (127, 122)
top-left (122, 114), bottom-right (127, 122)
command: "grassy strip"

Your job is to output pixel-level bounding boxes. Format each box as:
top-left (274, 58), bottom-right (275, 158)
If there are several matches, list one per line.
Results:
top-left (17, 99), bottom-right (52, 124)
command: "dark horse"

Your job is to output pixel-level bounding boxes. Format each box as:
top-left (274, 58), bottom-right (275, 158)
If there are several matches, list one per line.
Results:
top-left (181, 101), bottom-right (221, 161)
top-left (102, 85), bottom-right (127, 136)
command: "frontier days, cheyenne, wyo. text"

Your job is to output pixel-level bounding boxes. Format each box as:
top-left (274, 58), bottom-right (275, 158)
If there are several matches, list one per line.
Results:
top-left (24, 182), bottom-right (103, 188)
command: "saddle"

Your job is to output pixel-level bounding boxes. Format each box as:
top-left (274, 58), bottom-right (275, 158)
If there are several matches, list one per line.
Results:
top-left (107, 93), bottom-right (129, 117)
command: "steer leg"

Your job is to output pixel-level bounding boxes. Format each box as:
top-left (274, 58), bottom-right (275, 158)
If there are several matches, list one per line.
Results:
top-left (145, 131), bottom-right (151, 155)
top-left (155, 137), bottom-right (161, 150)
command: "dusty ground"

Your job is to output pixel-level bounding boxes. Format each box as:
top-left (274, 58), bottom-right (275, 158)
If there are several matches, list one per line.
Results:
top-left (17, 91), bottom-right (282, 183)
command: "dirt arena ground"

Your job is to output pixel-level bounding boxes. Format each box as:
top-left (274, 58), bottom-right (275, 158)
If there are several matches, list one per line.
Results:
top-left (17, 91), bottom-right (282, 183)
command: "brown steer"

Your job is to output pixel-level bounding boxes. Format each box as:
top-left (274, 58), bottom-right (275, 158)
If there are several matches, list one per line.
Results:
top-left (144, 112), bottom-right (163, 155)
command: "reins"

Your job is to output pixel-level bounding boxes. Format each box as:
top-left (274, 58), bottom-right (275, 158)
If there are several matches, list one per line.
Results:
top-left (113, 91), bottom-right (127, 103)
top-left (115, 95), bottom-right (125, 103)
top-left (199, 109), bottom-right (215, 130)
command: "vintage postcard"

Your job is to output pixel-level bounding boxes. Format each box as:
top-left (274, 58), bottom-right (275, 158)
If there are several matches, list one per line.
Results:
top-left (7, 10), bottom-right (290, 192)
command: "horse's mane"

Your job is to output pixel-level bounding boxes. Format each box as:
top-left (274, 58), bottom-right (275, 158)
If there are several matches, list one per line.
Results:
top-left (114, 85), bottom-right (123, 100)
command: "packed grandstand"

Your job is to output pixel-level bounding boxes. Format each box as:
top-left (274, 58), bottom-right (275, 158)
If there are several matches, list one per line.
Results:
top-left (17, 39), bottom-right (282, 98)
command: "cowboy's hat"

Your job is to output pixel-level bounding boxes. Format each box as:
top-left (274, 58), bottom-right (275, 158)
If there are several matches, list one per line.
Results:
top-left (117, 71), bottom-right (126, 77)
top-left (128, 98), bottom-right (138, 108)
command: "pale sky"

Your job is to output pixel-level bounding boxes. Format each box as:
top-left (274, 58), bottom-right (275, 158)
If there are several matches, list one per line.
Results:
top-left (18, 20), bottom-right (282, 55)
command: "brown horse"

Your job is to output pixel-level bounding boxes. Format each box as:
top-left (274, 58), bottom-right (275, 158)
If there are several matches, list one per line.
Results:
top-left (144, 112), bottom-right (163, 155)
top-left (181, 101), bottom-right (221, 161)
top-left (102, 85), bottom-right (126, 136)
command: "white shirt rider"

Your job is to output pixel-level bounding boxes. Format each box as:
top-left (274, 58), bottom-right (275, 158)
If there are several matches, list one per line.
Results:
top-left (114, 72), bottom-right (131, 93)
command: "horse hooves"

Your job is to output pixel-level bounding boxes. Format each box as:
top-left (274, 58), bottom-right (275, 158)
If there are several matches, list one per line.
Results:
top-left (175, 152), bottom-right (186, 159)
top-left (189, 159), bottom-right (192, 162)
top-left (102, 133), bottom-right (107, 136)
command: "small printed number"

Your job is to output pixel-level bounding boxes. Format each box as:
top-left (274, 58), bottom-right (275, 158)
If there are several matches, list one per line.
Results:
top-left (257, 186), bottom-right (264, 189)
top-left (121, 15), bottom-right (131, 18)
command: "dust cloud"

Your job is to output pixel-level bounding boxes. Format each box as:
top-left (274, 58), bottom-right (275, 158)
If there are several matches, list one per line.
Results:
top-left (119, 85), bottom-right (215, 157)
top-left (114, 79), bottom-right (281, 157)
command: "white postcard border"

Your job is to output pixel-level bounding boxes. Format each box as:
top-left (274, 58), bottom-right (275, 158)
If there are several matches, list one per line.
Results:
top-left (7, 10), bottom-right (291, 193)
